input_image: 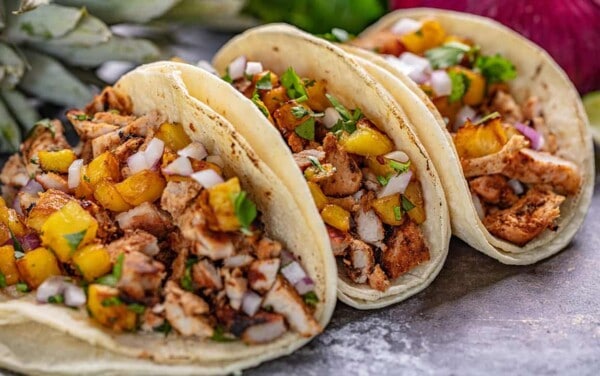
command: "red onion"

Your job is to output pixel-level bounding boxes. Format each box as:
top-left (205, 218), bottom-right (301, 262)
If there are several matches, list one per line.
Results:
top-left (68, 159), bottom-right (84, 189)
top-left (178, 142), bottom-right (207, 161)
top-left (386, 53), bottom-right (431, 84)
top-left (454, 105), bottom-right (476, 131)
top-left (190, 169), bottom-right (224, 188)
top-left (378, 170), bottom-right (413, 198)
top-left (514, 122), bottom-right (544, 150)
top-left (431, 70), bottom-right (452, 97)
top-left (390, 17), bottom-right (422, 35)
top-left (242, 291), bottom-right (262, 317)
top-left (206, 155), bottom-right (224, 168)
top-left (390, 0), bottom-right (600, 93)
top-left (12, 196), bottom-right (23, 217)
top-left (507, 179), bottom-right (525, 195)
top-left (384, 151), bottom-right (409, 163)
top-left (144, 138), bottom-right (165, 168)
top-left (196, 60), bottom-right (217, 75)
top-left (19, 233), bottom-right (41, 251)
top-left (322, 107), bottom-right (342, 128)
top-left (245, 61), bottom-right (263, 76)
top-left (294, 277), bottom-right (316, 295)
top-left (21, 180), bottom-right (44, 196)
top-left (162, 156), bottom-right (193, 176)
top-left (280, 261), bottom-right (307, 285)
top-left (228, 56), bottom-right (247, 80)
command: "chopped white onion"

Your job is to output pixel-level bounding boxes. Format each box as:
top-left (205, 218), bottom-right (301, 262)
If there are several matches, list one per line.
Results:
top-left (384, 151), bottom-right (409, 163)
top-left (378, 171), bottom-right (413, 198)
top-left (390, 18), bottom-right (422, 36)
top-left (454, 106), bottom-right (477, 131)
top-left (228, 56), bottom-right (247, 80)
top-left (431, 70), bottom-right (452, 97)
top-left (163, 156), bottom-right (193, 176)
top-left (280, 261), bottom-right (307, 286)
top-left (508, 179), bottom-right (525, 195)
top-left (127, 152), bottom-right (149, 174)
top-left (144, 138), bottom-right (165, 168)
top-left (322, 107), bottom-right (342, 128)
top-left (294, 277), bottom-right (315, 296)
top-left (191, 169), bottom-right (224, 188)
top-left (224, 254), bottom-right (254, 268)
top-left (178, 142), bottom-right (207, 161)
top-left (245, 61), bottom-right (263, 76)
top-left (472, 193), bottom-right (485, 220)
top-left (386, 53), bottom-right (431, 84)
top-left (242, 291), bottom-right (262, 317)
top-left (63, 284), bottom-right (86, 307)
top-left (67, 159), bottom-right (84, 189)
top-left (196, 60), bottom-right (217, 75)
top-left (206, 155), bottom-right (224, 168)
top-left (36, 276), bottom-right (66, 303)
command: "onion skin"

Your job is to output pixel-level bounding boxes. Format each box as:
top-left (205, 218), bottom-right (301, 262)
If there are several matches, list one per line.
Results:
top-left (389, 0), bottom-right (600, 93)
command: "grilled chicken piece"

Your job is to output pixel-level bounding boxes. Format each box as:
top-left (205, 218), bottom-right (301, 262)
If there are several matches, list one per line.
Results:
top-left (262, 277), bottom-right (321, 337)
top-left (329, 195), bottom-right (359, 212)
top-left (344, 239), bottom-right (375, 284)
top-left (141, 308), bottom-right (165, 332)
top-left (327, 226), bottom-right (352, 256)
top-left (483, 188), bottom-right (564, 246)
top-left (68, 114), bottom-right (120, 141)
top-left (79, 200), bottom-right (118, 242)
top-left (115, 202), bottom-right (173, 238)
top-left (0, 154), bottom-right (29, 189)
top-left (192, 259), bottom-right (223, 290)
top-left (320, 133), bottom-right (362, 197)
top-left (462, 135), bottom-right (528, 176)
top-left (35, 173), bottom-right (68, 192)
top-left (85, 86), bottom-right (133, 115)
top-left (382, 220), bottom-right (430, 279)
top-left (355, 208), bottom-right (385, 245)
top-left (293, 149), bottom-right (326, 170)
top-left (164, 281), bottom-right (213, 337)
top-left (225, 269), bottom-right (248, 311)
top-left (93, 111), bottom-right (136, 127)
top-left (107, 230), bottom-right (159, 260)
top-left (491, 91), bottom-right (523, 123)
top-left (368, 265), bottom-right (390, 292)
top-left (241, 312), bottom-right (287, 344)
top-left (91, 112), bottom-right (161, 157)
top-left (522, 96), bottom-right (542, 120)
top-left (170, 246), bottom-right (189, 282)
top-left (248, 259), bottom-right (281, 294)
top-left (223, 254), bottom-right (255, 268)
top-left (21, 120), bottom-right (70, 176)
top-left (113, 137), bottom-right (145, 164)
top-left (160, 180), bottom-right (202, 218)
top-left (469, 175), bottom-right (519, 208)
top-left (255, 237), bottom-right (282, 260)
top-left (117, 251), bottom-right (165, 305)
top-left (27, 189), bottom-right (72, 228)
top-left (531, 117), bottom-right (558, 154)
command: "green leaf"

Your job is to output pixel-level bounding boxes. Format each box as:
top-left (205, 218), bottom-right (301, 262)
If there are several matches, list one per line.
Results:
top-left (8, 229), bottom-right (25, 258)
top-left (232, 191), bottom-right (257, 234)
top-left (55, 0), bottom-right (180, 24)
top-left (280, 67), bottom-right (308, 102)
top-left (251, 91), bottom-right (270, 118)
top-left (5, 3), bottom-right (84, 42)
top-left (255, 72), bottom-right (272, 90)
top-left (211, 325), bottom-right (237, 342)
top-left (303, 291), bottom-right (319, 307)
top-left (16, 282), bottom-right (29, 292)
top-left (101, 296), bottom-right (122, 307)
top-left (424, 42), bottom-right (471, 69)
top-left (0, 98), bottom-right (21, 152)
top-left (36, 14), bottom-right (111, 47)
top-left (389, 160), bottom-right (410, 175)
top-left (127, 303), bottom-right (146, 314)
top-left (473, 111), bottom-right (501, 126)
top-left (377, 175), bottom-right (390, 186)
top-left (393, 206), bottom-right (402, 221)
top-left (325, 93), bottom-right (351, 120)
top-left (0, 89), bottom-right (40, 131)
top-left (291, 106), bottom-right (309, 119)
top-left (294, 117), bottom-right (315, 141)
top-left (63, 229), bottom-right (87, 253)
top-left (113, 253), bottom-right (124, 280)
top-left (0, 273), bottom-right (6, 288)
top-left (180, 257), bottom-right (196, 291)
top-left (222, 71), bottom-right (233, 84)
top-left (153, 321), bottom-right (172, 336)
top-left (401, 196), bottom-right (416, 212)
top-left (448, 71), bottom-right (470, 104)
top-left (96, 253), bottom-right (124, 287)
top-left (0, 43), bottom-right (26, 88)
top-left (48, 294), bottom-right (64, 304)
top-left (475, 54), bottom-right (517, 84)
top-left (307, 156), bottom-right (324, 172)
top-left (317, 28), bottom-right (353, 43)
top-left (11, 0), bottom-right (50, 15)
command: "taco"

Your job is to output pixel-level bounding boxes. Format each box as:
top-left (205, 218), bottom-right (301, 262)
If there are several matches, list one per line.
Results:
top-left (347, 9), bottom-right (594, 264)
top-left (142, 24), bottom-right (451, 309)
top-left (0, 64), bottom-right (336, 375)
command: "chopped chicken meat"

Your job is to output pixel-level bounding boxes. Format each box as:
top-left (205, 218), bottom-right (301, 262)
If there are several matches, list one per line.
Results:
top-left (192, 259), bottom-right (223, 290)
top-left (224, 268), bottom-right (248, 310)
top-left (84, 86), bottom-right (133, 115)
top-left (255, 237), bottom-right (282, 260)
top-left (355, 208), bottom-right (385, 245)
top-left (320, 133), bottom-right (362, 197)
top-left (160, 180), bottom-right (202, 218)
top-left (35, 173), bottom-right (68, 192)
top-left (327, 226), bottom-right (352, 256)
top-left (368, 265), bottom-right (390, 292)
top-left (382, 220), bottom-right (430, 279)
top-left (0, 154), bottom-right (28, 189)
top-left (117, 251), bottom-right (165, 305)
top-left (491, 91), bottom-right (523, 123)
top-left (106, 230), bottom-right (159, 260)
top-left (469, 175), bottom-right (519, 208)
top-left (241, 312), bottom-right (287, 344)
top-left (248, 258), bottom-right (281, 293)
top-left (344, 239), bottom-right (375, 284)
top-left (293, 149), bottom-right (326, 170)
top-left (91, 112), bottom-right (161, 157)
top-left (115, 202), bottom-right (173, 238)
top-left (164, 281), bottom-right (213, 337)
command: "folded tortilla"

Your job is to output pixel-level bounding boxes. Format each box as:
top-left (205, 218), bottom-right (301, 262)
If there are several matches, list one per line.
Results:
top-left (344, 8), bottom-right (594, 264)
top-left (0, 66), bottom-right (337, 375)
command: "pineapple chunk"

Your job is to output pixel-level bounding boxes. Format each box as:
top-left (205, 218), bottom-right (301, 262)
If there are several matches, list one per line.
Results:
top-left (72, 244), bottom-right (112, 282)
top-left (74, 165), bottom-right (95, 199)
top-left (87, 152), bottom-right (121, 187)
top-left (0, 223), bottom-right (9, 246)
top-left (261, 86), bottom-right (289, 114)
top-left (305, 80), bottom-right (330, 112)
top-left (273, 101), bottom-right (311, 132)
top-left (38, 149), bottom-right (77, 173)
top-left (16, 247), bottom-right (61, 289)
top-left (115, 170), bottom-right (166, 206)
top-left (307, 181), bottom-right (328, 211)
top-left (371, 194), bottom-right (403, 226)
top-left (321, 204), bottom-right (350, 232)
top-left (208, 177), bottom-right (241, 232)
top-left (41, 201), bottom-right (98, 262)
top-left (403, 181), bottom-right (426, 224)
top-left (400, 19), bottom-right (446, 54)
top-left (26, 190), bottom-right (73, 232)
top-left (94, 180), bottom-right (132, 213)
top-left (0, 197), bottom-right (27, 237)
top-left (155, 122), bottom-right (191, 151)
top-left (449, 66), bottom-right (486, 106)
top-left (366, 156), bottom-right (396, 178)
top-left (252, 70), bottom-right (280, 89)
top-left (339, 122), bottom-right (394, 156)
top-left (454, 118), bottom-right (508, 159)
top-left (0, 245), bottom-right (20, 286)
top-left (87, 284), bottom-right (137, 332)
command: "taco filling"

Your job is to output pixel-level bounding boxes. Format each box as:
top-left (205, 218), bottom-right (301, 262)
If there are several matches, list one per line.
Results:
top-left (0, 88), bottom-right (321, 343)
top-left (223, 57), bottom-right (430, 291)
top-left (352, 17), bottom-right (582, 246)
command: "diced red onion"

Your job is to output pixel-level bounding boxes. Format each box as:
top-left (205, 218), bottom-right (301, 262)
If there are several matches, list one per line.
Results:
top-left (21, 180), bottom-right (44, 196)
top-left (178, 142), bottom-right (207, 161)
top-left (224, 254), bottom-right (254, 268)
top-left (280, 261), bottom-right (307, 285)
top-left (245, 61), bottom-right (263, 76)
top-left (63, 283), bottom-right (86, 307)
top-left (280, 250), bottom-right (296, 266)
top-left (67, 159), bottom-right (84, 189)
top-left (127, 152), bottom-right (149, 174)
top-left (387, 53), bottom-right (432, 84)
top-left (12, 196), bottom-right (23, 216)
top-left (454, 106), bottom-right (477, 131)
top-left (144, 138), bottom-right (165, 167)
top-left (322, 107), bottom-right (342, 128)
top-left (20, 233), bottom-right (41, 251)
top-left (431, 70), bottom-right (452, 97)
top-left (228, 56), bottom-right (247, 80)
top-left (242, 291), bottom-right (263, 317)
top-left (384, 151), bottom-right (409, 163)
top-left (471, 193), bottom-right (485, 220)
top-left (390, 18), bottom-right (422, 36)
top-left (206, 155), bottom-right (224, 168)
top-left (162, 156), bottom-right (193, 176)
top-left (36, 276), bottom-right (66, 302)
top-left (514, 122), bottom-right (545, 150)
top-left (294, 277), bottom-right (316, 295)
top-left (508, 179), bottom-right (525, 195)
top-left (196, 60), bottom-right (217, 75)
top-left (378, 170), bottom-right (413, 198)
top-left (190, 169), bottom-right (224, 188)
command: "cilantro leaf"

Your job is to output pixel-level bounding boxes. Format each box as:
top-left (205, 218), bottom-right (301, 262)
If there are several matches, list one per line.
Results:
top-left (389, 160), bottom-right (411, 175)
top-left (425, 42), bottom-right (471, 69)
top-left (154, 321), bottom-right (172, 336)
top-left (330, 119), bottom-right (357, 135)
top-left (448, 71), bottom-right (471, 103)
top-left (377, 175), bottom-right (390, 186)
top-left (127, 303), bottom-right (146, 314)
top-left (251, 92), bottom-right (271, 119)
top-left (181, 258), bottom-right (196, 292)
top-left (74, 114), bottom-right (91, 121)
top-left (308, 156), bottom-right (324, 172)
top-left (222, 70), bottom-right (233, 84)
top-left (281, 67), bottom-right (308, 102)
top-left (0, 272), bottom-right (6, 288)
top-left (48, 294), bottom-right (64, 304)
top-left (96, 253), bottom-right (124, 287)
top-left (291, 106), bottom-right (310, 119)
top-left (475, 54), bottom-right (517, 84)
top-left (401, 196), bottom-right (416, 212)
top-left (303, 291), bottom-right (319, 307)
top-left (256, 72), bottom-right (273, 90)
top-left (64, 229), bottom-right (87, 253)
top-left (233, 191), bottom-right (258, 234)
top-left (318, 28), bottom-right (354, 42)
top-left (16, 282), bottom-right (29, 293)
top-left (294, 117), bottom-right (315, 140)
top-left (325, 93), bottom-right (352, 120)
top-left (8, 229), bottom-right (24, 258)
top-left (474, 111), bottom-right (501, 125)
top-left (211, 325), bottom-right (237, 342)
top-left (101, 296), bottom-right (123, 307)
top-left (393, 206), bottom-right (403, 221)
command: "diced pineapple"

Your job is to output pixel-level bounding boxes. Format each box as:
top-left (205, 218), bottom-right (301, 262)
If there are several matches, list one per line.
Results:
top-left (321, 204), bottom-right (350, 232)
top-left (366, 156), bottom-right (395, 178)
top-left (305, 80), bottom-right (330, 112)
top-left (403, 181), bottom-right (426, 224)
top-left (339, 122), bottom-right (394, 156)
top-left (38, 149), bottom-right (77, 173)
top-left (115, 170), bottom-right (166, 206)
top-left (208, 177), bottom-right (241, 232)
top-left (252, 70), bottom-right (280, 89)
top-left (87, 152), bottom-right (121, 187)
top-left (371, 194), bottom-right (403, 226)
top-left (273, 101), bottom-right (311, 132)
top-left (155, 122), bottom-right (192, 151)
top-left (87, 284), bottom-right (137, 332)
top-left (26, 190), bottom-right (73, 232)
top-left (41, 201), bottom-right (98, 262)
top-left (449, 66), bottom-right (486, 106)
top-left (16, 247), bottom-right (61, 289)
top-left (307, 182), bottom-right (328, 211)
top-left (261, 86), bottom-right (289, 114)
top-left (0, 223), bottom-right (9, 246)
top-left (73, 165), bottom-right (94, 199)
top-left (94, 180), bottom-right (132, 213)
top-left (0, 245), bottom-right (20, 286)
top-left (400, 19), bottom-right (446, 54)
top-left (0, 197), bottom-right (27, 237)
top-left (454, 118), bottom-right (508, 159)
top-left (72, 244), bottom-right (112, 281)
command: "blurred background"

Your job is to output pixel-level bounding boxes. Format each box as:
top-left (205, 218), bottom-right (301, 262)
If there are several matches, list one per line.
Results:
top-left (1, 0), bottom-right (599, 153)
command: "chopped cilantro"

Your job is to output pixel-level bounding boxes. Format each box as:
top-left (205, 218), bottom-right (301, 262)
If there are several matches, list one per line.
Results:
top-left (330, 119), bottom-right (357, 135)
top-left (389, 160), bottom-right (411, 174)
top-left (48, 294), bottom-right (64, 304)
top-left (83, 175), bottom-right (91, 183)
top-left (222, 70), bottom-right (233, 84)
top-left (303, 291), bottom-right (319, 307)
top-left (475, 54), bottom-right (517, 84)
top-left (425, 42), bottom-right (471, 69)
top-left (101, 296), bottom-right (123, 307)
top-left (251, 92), bottom-right (271, 118)
top-left (291, 106), bottom-right (310, 119)
top-left (377, 175), bottom-right (390, 186)
top-left (35, 119), bottom-right (56, 138)
top-left (30, 157), bottom-right (39, 165)
top-left (318, 28), bottom-right (354, 42)
top-left (415, 29), bottom-right (424, 37)
top-left (154, 321), bottom-right (172, 336)
top-left (474, 111), bottom-right (501, 125)
top-left (280, 67), bottom-right (308, 102)
top-left (96, 253), bottom-right (124, 287)
top-left (308, 156), bottom-right (324, 172)
top-left (232, 191), bottom-right (258, 235)
top-left (326, 93), bottom-right (352, 120)
top-left (401, 196), bottom-right (416, 212)
top-left (16, 283), bottom-right (29, 293)
top-left (294, 117), bottom-right (316, 140)
top-left (0, 272), bottom-right (6, 288)
top-left (8, 229), bottom-right (25, 258)
top-left (393, 206), bottom-right (403, 221)
top-left (181, 258), bottom-right (195, 292)
top-left (63, 229), bottom-right (87, 253)
top-left (448, 71), bottom-right (471, 103)
top-left (127, 303), bottom-right (146, 314)
top-left (255, 72), bottom-right (273, 90)
top-left (74, 114), bottom-right (91, 121)
top-left (326, 94), bottom-right (362, 134)
top-left (211, 325), bottom-right (237, 342)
